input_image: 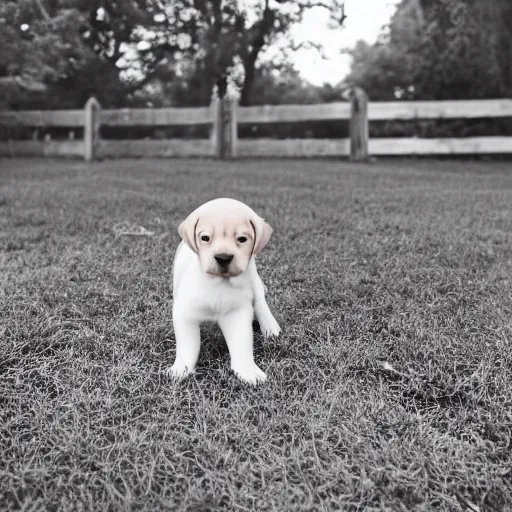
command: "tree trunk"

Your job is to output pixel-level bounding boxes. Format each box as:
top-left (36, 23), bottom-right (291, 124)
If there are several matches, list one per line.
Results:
top-left (240, 37), bottom-right (266, 106)
top-left (240, 1), bottom-right (272, 106)
top-left (240, 58), bottom-right (257, 106)
top-left (217, 75), bottom-right (228, 99)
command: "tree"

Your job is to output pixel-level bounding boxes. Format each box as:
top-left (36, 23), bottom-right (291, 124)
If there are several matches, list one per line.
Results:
top-left (411, 0), bottom-right (506, 99)
top-left (133, 0), bottom-right (347, 106)
top-left (0, 0), bottom-right (91, 108)
top-left (1, 0), bottom-right (348, 109)
top-left (72, 0), bottom-right (158, 66)
top-left (345, 0), bottom-right (512, 101)
top-left (237, 0), bottom-right (347, 105)
top-left (0, 0), bottom-right (169, 108)
top-left (343, 41), bottom-right (405, 101)
top-left (248, 62), bottom-right (324, 105)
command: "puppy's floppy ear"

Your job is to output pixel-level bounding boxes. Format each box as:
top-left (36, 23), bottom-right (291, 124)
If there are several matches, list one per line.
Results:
top-left (178, 214), bottom-right (199, 252)
top-left (251, 216), bottom-right (273, 255)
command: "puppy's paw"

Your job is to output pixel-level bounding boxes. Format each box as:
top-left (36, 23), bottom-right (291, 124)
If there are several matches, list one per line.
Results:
top-left (232, 362), bottom-right (267, 385)
top-left (164, 362), bottom-right (194, 381)
top-left (259, 315), bottom-right (281, 339)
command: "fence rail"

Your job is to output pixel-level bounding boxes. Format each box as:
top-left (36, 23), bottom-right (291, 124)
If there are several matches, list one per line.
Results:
top-left (1, 91), bottom-right (512, 160)
top-left (0, 110), bottom-right (84, 127)
top-left (101, 106), bottom-right (213, 126)
top-left (368, 99), bottom-right (512, 120)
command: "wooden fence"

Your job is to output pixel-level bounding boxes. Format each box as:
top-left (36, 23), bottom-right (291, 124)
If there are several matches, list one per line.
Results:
top-left (1, 89), bottom-right (512, 160)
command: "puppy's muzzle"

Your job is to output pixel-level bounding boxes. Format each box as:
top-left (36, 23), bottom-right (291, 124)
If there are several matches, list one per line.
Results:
top-left (214, 253), bottom-right (234, 268)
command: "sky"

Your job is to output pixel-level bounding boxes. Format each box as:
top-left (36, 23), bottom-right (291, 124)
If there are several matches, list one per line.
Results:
top-left (291, 0), bottom-right (400, 85)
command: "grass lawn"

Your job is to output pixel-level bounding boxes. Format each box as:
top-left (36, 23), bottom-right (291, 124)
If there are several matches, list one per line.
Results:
top-left (1, 157), bottom-right (511, 511)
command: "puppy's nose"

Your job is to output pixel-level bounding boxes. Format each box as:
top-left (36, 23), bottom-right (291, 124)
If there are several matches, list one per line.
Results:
top-left (214, 253), bottom-right (234, 267)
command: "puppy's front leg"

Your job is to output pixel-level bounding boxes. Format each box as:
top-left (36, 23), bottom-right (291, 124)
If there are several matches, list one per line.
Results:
top-left (167, 307), bottom-right (201, 380)
top-left (218, 306), bottom-right (267, 385)
top-left (252, 271), bottom-right (281, 339)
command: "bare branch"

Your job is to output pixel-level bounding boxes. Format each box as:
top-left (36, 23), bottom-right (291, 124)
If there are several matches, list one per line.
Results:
top-left (306, 1), bottom-right (346, 25)
top-left (274, 0), bottom-right (347, 25)
top-left (34, 0), bottom-right (52, 22)
top-left (288, 39), bottom-right (328, 58)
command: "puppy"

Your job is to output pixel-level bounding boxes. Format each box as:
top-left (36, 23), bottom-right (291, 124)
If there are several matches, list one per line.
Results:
top-left (168, 198), bottom-right (281, 384)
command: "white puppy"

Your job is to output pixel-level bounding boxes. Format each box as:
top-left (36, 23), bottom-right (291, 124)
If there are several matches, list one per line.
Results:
top-left (168, 198), bottom-right (281, 384)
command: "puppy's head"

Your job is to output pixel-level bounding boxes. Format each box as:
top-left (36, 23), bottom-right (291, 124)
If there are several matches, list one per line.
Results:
top-left (178, 198), bottom-right (272, 278)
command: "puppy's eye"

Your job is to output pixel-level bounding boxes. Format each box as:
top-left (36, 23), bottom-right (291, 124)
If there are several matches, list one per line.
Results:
top-left (237, 236), bottom-right (248, 244)
top-left (200, 235), bottom-right (210, 243)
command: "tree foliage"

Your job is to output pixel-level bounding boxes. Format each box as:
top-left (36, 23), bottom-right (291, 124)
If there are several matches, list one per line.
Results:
top-left (1, 0), bottom-right (347, 109)
top-left (236, 0), bottom-right (346, 105)
top-left (346, 0), bottom-right (512, 101)
top-left (0, 0), bottom-right (90, 107)
top-left (249, 62), bottom-right (327, 105)
top-left (121, 0), bottom-right (347, 105)
top-left (0, 0), bottom-right (155, 108)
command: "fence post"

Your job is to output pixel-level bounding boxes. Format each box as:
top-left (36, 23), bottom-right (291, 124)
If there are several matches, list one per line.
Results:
top-left (213, 96), bottom-right (237, 159)
top-left (229, 97), bottom-right (237, 158)
top-left (349, 87), bottom-right (369, 161)
top-left (84, 97), bottom-right (101, 162)
top-left (211, 97), bottom-right (220, 158)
